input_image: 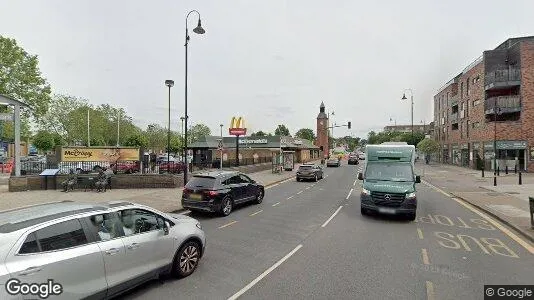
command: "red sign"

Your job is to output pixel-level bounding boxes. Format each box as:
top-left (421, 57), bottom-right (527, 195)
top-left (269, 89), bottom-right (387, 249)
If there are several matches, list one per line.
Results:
top-left (229, 128), bottom-right (246, 136)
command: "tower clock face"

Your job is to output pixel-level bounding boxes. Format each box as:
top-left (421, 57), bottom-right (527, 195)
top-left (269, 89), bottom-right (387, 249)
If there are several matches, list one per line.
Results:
top-left (319, 121), bottom-right (324, 125)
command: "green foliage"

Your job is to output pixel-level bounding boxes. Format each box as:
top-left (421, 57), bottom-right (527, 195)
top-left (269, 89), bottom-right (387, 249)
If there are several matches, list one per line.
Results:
top-left (274, 124), bottom-right (290, 136)
top-left (32, 131), bottom-right (55, 152)
top-left (367, 130), bottom-right (425, 146)
top-left (250, 131), bottom-right (268, 137)
top-left (336, 136), bottom-right (360, 151)
top-left (417, 138), bottom-right (440, 154)
top-left (188, 124), bottom-right (211, 144)
top-left (0, 35), bottom-right (52, 119)
top-left (295, 128), bottom-right (315, 142)
top-left (124, 134), bottom-right (148, 148)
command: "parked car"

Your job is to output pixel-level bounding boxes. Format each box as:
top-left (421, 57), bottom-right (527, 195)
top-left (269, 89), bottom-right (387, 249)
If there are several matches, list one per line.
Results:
top-left (159, 161), bottom-right (186, 174)
top-left (358, 153), bottom-right (366, 160)
top-left (296, 164), bottom-right (324, 181)
top-left (182, 171), bottom-right (265, 216)
top-left (0, 201), bottom-right (205, 300)
top-left (326, 158), bottom-right (341, 167)
top-left (348, 154), bottom-right (359, 165)
top-left (114, 161), bottom-right (140, 174)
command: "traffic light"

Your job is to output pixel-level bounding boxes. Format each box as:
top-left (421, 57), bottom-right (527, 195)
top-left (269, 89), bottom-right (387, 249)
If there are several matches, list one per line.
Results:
top-left (347, 121), bottom-right (351, 129)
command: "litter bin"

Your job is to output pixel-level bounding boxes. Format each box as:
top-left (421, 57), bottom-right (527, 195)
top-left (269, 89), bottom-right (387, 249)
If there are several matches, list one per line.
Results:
top-left (529, 197), bottom-right (534, 229)
top-left (39, 169), bottom-right (60, 190)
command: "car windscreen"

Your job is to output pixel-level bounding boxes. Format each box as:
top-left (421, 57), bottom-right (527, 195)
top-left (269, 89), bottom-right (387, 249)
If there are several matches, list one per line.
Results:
top-left (185, 176), bottom-right (217, 189)
top-left (364, 163), bottom-right (414, 182)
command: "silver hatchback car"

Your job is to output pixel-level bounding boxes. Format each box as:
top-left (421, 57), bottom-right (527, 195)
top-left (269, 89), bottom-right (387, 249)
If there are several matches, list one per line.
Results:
top-left (0, 201), bottom-right (206, 300)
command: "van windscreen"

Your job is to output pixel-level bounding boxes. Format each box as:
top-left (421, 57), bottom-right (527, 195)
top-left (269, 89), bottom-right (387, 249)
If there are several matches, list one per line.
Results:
top-left (365, 163), bottom-right (413, 182)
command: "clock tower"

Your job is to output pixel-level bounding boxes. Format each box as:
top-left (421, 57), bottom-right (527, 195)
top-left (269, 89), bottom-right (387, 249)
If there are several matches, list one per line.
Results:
top-left (315, 101), bottom-right (329, 157)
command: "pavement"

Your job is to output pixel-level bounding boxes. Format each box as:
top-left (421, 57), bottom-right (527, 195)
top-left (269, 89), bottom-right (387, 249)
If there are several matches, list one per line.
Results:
top-left (418, 163), bottom-right (534, 242)
top-left (111, 160), bottom-right (533, 299)
top-left (0, 162), bottom-right (317, 213)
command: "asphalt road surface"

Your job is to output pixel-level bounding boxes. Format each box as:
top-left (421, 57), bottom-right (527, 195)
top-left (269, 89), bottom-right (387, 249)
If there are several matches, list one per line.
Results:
top-left (120, 161), bottom-right (534, 300)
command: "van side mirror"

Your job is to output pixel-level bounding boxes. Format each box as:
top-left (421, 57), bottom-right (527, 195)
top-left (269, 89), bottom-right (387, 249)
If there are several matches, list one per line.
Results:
top-left (358, 173), bottom-right (364, 180)
top-left (415, 175), bottom-right (421, 183)
top-left (163, 221), bottom-right (170, 235)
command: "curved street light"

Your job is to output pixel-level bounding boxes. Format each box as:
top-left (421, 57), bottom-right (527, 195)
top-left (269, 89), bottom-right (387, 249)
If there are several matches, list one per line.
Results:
top-left (183, 10), bottom-right (205, 183)
top-left (401, 89), bottom-right (414, 144)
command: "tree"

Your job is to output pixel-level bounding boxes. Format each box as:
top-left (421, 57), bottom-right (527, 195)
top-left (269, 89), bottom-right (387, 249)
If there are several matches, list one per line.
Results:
top-left (295, 128), bottom-right (315, 142)
top-left (124, 133), bottom-right (148, 148)
top-left (417, 138), bottom-right (440, 155)
top-left (188, 124), bottom-right (211, 144)
top-left (250, 131), bottom-right (268, 137)
top-left (274, 124), bottom-right (290, 136)
top-left (145, 124), bottom-right (167, 150)
top-left (0, 35), bottom-right (52, 119)
top-left (32, 131), bottom-right (55, 152)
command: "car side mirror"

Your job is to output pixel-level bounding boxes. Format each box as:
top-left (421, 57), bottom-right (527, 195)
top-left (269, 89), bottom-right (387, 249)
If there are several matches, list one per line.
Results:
top-left (163, 221), bottom-right (170, 235)
top-left (415, 175), bottom-right (421, 183)
top-left (358, 173), bottom-right (364, 180)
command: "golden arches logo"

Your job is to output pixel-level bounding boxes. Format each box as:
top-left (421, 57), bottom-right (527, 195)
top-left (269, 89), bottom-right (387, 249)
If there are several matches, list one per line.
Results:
top-left (230, 117), bottom-right (245, 129)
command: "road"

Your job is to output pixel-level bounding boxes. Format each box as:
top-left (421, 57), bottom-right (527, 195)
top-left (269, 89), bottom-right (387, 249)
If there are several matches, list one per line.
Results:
top-left (120, 161), bottom-right (534, 300)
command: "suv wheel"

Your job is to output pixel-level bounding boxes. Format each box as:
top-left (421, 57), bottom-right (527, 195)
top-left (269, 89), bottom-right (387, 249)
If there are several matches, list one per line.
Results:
top-left (314, 174), bottom-right (318, 182)
top-left (255, 189), bottom-right (264, 204)
top-left (361, 207), bottom-right (368, 215)
top-left (407, 212), bottom-right (416, 221)
top-left (221, 197), bottom-right (233, 216)
top-left (172, 241), bottom-right (201, 278)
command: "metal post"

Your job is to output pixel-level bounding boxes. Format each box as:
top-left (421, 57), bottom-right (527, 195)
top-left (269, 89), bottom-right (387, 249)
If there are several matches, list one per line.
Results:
top-left (14, 104), bottom-right (21, 177)
top-left (481, 167), bottom-right (484, 178)
top-left (184, 28), bottom-right (189, 183)
top-left (167, 84), bottom-right (172, 169)
top-left (494, 99), bottom-right (498, 176)
top-left (235, 135), bottom-right (240, 167)
top-left (519, 172), bottom-right (522, 185)
top-left (497, 166), bottom-right (500, 176)
top-left (220, 124), bottom-right (223, 169)
top-left (494, 175), bottom-right (497, 186)
top-left (505, 165), bottom-right (508, 174)
top-left (411, 94), bottom-right (414, 145)
top-left (117, 110), bottom-right (120, 147)
top-left (529, 197), bottom-right (533, 229)
top-left (87, 109), bottom-right (90, 147)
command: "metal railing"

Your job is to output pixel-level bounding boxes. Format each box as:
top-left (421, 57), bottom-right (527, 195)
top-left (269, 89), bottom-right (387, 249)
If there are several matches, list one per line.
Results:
top-left (485, 95), bottom-right (521, 114)
top-left (485, 68), bottom-right (521, 86)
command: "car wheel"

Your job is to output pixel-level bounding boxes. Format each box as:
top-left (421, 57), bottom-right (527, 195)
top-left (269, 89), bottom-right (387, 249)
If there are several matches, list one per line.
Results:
top-left (407, 212), bottom-right (416, 221)
top-left (314, 174), bottom-right (318, 182)
top-left (361, 207), bottom-right (368, 215)
top-left (172, 240), bottom-right (201, 278)
top-left (220, 196), bottom-right (233, 216)
top-left (296, 177), bottom-right (300, 182)
top-left (255, 189), bottom-right (264, 204)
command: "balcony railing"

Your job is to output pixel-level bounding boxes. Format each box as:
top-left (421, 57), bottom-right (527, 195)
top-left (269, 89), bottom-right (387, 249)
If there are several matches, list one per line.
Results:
top-left (485, 95), bottom-right (521, 114)
top-left (485, 68), bottom-right (521, 89)
top-left (450, 112), bottom-right (458, 123)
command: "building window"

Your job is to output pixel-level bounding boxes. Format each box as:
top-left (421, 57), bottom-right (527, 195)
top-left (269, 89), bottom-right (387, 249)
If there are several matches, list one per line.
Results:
top-left (473, 99), bottom-right (481, 106)
top-left (466, 120), bottom-right (469, 137)
top-left (472, 122), bottom-right (480, 129)
top-left (466, 78), bottom-right (470, 96)
top-left (460, 82), bottom-right (464, 99)
top-left (473, 75), bottom-right (480, 84)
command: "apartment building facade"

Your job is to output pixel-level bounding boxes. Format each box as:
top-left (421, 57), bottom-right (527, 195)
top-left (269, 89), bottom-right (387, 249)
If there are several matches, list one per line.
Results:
top-left (434, 36), bottom-right (534, 172)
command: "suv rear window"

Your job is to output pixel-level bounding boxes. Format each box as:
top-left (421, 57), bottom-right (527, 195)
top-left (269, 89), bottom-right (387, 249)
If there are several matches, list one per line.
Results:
top-left (298, 165), bottom-right (313, 170)
top-left (185, 176), bottom-right (217, 189)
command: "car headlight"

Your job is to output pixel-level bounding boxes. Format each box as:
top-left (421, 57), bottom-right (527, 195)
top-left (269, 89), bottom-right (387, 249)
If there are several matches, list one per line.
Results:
top-left (361, 188), bottom-right (371, 196)
top-left (406, 192), bottom-right (416, 199)
top-left (196, 222), bottom-right (202, 230)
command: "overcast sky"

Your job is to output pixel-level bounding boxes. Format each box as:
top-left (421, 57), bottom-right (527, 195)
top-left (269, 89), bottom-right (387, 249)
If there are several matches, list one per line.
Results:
top-left (1, 0), bottom-right (533, 139)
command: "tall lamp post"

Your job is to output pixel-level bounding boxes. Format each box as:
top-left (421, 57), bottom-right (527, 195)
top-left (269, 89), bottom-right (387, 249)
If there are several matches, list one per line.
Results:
top-left (220, 124), bottom-right (223, 169)
top-left (183, 10), bottom-right (205, 183)
top-left (401, 89), bottom-right (414, 144)
top-left (165, 80), bottom-right (174, 168)
top-left (493, 103), bottom-right (501, 185)
top-left (180, 117), bottom-right (185, 161)
top-left (328, 111), bottom-right (335, 156)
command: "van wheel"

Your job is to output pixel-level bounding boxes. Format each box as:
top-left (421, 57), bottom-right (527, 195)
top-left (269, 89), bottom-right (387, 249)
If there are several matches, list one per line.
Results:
top-left (407, 213), bottom-right (416, 221)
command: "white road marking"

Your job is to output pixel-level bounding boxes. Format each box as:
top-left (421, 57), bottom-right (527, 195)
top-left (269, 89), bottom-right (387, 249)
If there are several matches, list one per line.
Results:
top-left (265, 183), bottom-right (279, 190)
top-left (287, 196), bottom-right (294, 200)
top-left (249, 210), bottom-right (263, 216)
top-left (417, 228), bottom-right (424, 239)
top-left (353, 179), bottom-right (358, 186)
top-left (346, 188), bottom-right (354, 200)
top-left (426, 281), bottom-right (435, 300)
top-left (305, 186), bottom-right (311, 190)
top-left (321, 206), bottom-right (343, 228)
top-left (272, 202), bottom-right (280, 207)
top-left (297, 191), bottom-right (303, 195)
top-left (421, 248), bottom-right (430, 265)
top-left (218, 220), bottom-right (238, 229)
top-left (422, 180), bottom-right (451, 197)
top-left (227, 244), bottom-right (303, 300)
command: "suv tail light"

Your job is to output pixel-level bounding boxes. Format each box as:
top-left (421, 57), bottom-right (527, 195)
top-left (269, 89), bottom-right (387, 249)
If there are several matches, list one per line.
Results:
top-left (183, 188), bottom-right (192, 194)
top-left (205, 190), bottom-right (218, 196)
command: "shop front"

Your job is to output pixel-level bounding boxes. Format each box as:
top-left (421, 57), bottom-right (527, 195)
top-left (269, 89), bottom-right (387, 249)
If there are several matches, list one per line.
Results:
top-left (451, 144), bottom-right (460, 165)
top-left (472, 142), bottom-right (483, 170)
top-left (460, 143), bottom-right (469, 168)
top-left (483, 140), bottom-right (527, 171)
top-left (441, 144), bottom-right (449, 164)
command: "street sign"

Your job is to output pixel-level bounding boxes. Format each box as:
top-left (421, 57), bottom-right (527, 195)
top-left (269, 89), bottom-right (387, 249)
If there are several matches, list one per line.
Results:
top-left (0, 113), bottom-right (13, 121)
top-left (218, 140), bottom-right (224, 150)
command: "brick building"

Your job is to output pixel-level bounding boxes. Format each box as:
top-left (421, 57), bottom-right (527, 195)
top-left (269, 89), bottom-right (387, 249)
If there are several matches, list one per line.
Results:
top-left (383, 124), bottom-right (432, 135)
top-left (315, 102), bottom-right (329, 157)
top-left (434, 36), bottom-right (534, 172)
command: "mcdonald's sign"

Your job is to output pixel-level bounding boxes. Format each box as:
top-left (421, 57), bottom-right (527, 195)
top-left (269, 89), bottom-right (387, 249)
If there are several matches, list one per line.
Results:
top-left (229, 116), bottom-right (246, 136)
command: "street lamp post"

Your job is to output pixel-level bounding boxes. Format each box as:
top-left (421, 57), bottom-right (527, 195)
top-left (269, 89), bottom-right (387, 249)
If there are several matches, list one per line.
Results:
top-left (328, 111), bottom-right (335, 156)
top-left (183, 10), bottom-right (205, 184)
top-left (401, 89), bottom-right (414, 144)
top-left (220, 124), bottom-right (223, 169)
top-left (165, 80), bottom-right (174, 170)
top-left (493, 100), bottom-right (501, 184)
top-left (180, 117), bottom-right (185, 161)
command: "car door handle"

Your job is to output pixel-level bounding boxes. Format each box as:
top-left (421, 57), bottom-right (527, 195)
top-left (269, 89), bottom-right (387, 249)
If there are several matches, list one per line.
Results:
top-left (18, 266), bottom-right (42, 276)
top-left (105, 248), bottom-right (120, 255)
top-left (127, 243), bottom-right (140, 250)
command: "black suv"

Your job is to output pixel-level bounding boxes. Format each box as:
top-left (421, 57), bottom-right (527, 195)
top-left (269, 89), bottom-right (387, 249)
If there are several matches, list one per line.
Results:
top-left (182, 171), bottom-right (265, 216)
top-left (348, 154), bottom-right (359, 165)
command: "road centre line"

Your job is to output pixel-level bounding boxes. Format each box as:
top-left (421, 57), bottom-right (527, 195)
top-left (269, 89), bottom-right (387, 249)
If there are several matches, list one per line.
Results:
top-left (417, 228), bottom-right (424, 239)
top-left (218, 220), bottom-right (238, 229)
top-left (249, 210), bottom-right (263, 216)
top-left (297, 191), bottom-right (303, 194)
top-left (353, 179), bottom-right (357, 186)
top-left (422, 180), bottom-right (452, 197)
top-left (421, 249), bottom-right (430, 265)
top-left (227, 244), bottom-right (303, 300)
top-left (422, 180), bottom-right (534, 255)
top-left (346, 188), bottom-right (354, 200)
top-left (272, 202), bottom-right (280, 207)
top-left (287, 196), bottom-right (294, 200)
top-left (305, 186), bottom-right (311, 190)
top-left (265, 183), bottom-right (279, 190)
top-left (426, 281), bottom-right (436, 300)
top-left (321, 206), bottom-right (343, 228)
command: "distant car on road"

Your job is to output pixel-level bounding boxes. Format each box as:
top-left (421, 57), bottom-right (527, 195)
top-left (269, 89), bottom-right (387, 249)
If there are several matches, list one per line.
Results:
top-left (358, 153), bottom-right (366, 160)
top-left (0, 201), bottom-right (205, 300)
top-left (182, 171), bottom-right (265, 216)
top-left (348, 154), bottom-right (359, 165)
top-left (296, 164), bottom-right (324, 182)
top-left (326, 158), bottom-right (341, 167)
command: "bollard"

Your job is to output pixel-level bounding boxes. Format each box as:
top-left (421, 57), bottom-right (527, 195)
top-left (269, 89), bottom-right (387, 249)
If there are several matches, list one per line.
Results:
top-left (497, 166), bottom-right (500, 176)
top-left (519, 172), bottom-right (522, 185)
top-left (505, 165), bottom-right (508, 174)
top-left (481, 167), bottom-right (485, 178)
top-left (530, 197), bottom-right (534, 229)
top-left (514, 165), bottom-right (517, 174)
top-left (493, 176), bottom-right (497, 186)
